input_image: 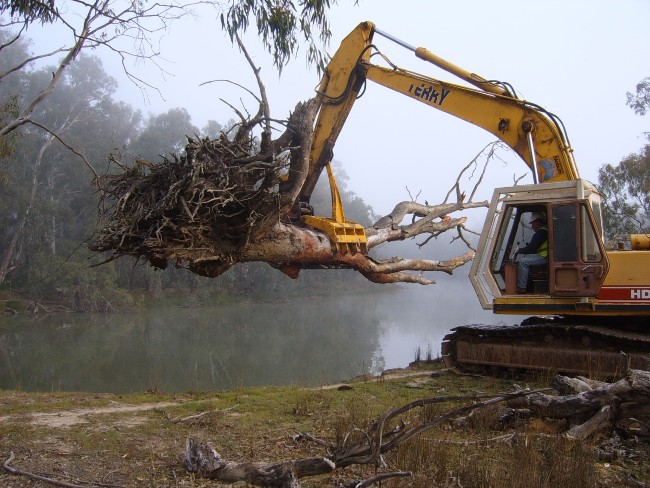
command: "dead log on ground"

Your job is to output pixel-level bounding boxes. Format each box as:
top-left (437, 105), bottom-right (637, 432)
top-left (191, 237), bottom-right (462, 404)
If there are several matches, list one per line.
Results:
top-left (184, 389), bottom-right (547, 487)
top-left (185, 373), bottom-right (650, 486)
top-left (508, 369), bottom-right (650, 441)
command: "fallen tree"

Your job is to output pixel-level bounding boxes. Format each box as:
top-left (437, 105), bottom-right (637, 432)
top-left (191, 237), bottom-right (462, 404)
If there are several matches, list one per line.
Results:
top-left (3, 371), bottom-right (648, 487)
top-left (184, 389), bottom-right (549, 487)
top-left (90, 42), bottom-right (492, 284)
top-left (184, 370), bottom-right (650, 486)
top-left (508, 368), bottom-right (650, 441)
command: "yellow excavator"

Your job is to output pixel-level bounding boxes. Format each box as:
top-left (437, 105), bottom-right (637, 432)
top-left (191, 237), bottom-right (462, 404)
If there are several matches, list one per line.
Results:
top-left (299, 22), bottom-right (650, 378)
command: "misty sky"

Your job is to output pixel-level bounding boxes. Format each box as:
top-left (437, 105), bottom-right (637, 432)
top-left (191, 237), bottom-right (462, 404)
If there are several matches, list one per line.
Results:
top-left (126, 0), bottom-right (650, 213)
top-left (20, 0), bottom-right (650, 218)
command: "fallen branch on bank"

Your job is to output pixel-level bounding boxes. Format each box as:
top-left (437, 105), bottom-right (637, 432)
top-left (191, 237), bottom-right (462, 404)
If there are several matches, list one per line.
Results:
top-left (507, 369), bottom-right (650, 441)
top-left (3, 451), bottom-right (120, 488)
top-left (185, 371), bottom-right (650, 486)
top-left (184, 389), bottom-right (548, 487)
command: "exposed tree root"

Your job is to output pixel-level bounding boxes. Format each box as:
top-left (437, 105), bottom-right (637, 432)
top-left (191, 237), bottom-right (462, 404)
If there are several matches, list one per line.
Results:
top-left (90, 118), bottom-right (493, 284)
top-left (90, 43), bottom-right (496, 284)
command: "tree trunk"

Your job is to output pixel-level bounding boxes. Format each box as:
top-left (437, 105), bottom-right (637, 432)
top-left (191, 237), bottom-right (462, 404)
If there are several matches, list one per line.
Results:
top-left (90, 66), bottom-right (493, 285)
top-left (184, 438), bottom-right (340, 487)
top-left (0, 135), bottom-right (53, 283)
top-left (47, 166), bottom-right (56, 256)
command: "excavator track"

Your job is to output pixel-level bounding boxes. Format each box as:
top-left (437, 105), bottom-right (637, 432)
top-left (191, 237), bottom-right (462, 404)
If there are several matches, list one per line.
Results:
top-left (441, 318), bottom-right (650, 379)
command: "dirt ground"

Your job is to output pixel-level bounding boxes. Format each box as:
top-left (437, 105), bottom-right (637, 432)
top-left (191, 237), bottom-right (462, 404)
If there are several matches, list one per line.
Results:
top-left (1, 366), bottom-right (649, 487)
top-left (0, 369), bottom-right (436, 487)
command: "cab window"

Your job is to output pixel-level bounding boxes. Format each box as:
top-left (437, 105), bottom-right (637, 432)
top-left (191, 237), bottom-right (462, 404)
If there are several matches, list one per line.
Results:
top-left (552, 204), bottom-right (577, 262)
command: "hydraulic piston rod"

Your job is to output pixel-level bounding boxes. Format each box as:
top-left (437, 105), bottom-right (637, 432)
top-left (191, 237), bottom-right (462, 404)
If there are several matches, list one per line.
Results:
top-left (374, 27), bottom-right (512, 97)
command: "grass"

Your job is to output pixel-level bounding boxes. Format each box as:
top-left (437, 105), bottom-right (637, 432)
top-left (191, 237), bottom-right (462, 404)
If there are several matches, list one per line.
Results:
top-left (413, 342), bottom-right (437, 364)
top-left (0, 362), bottom-right (647, 487)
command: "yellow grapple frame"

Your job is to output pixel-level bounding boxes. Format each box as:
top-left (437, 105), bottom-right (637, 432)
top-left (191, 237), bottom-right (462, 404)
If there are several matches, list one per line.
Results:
top-left (302, 163), bottom-right (368, 255)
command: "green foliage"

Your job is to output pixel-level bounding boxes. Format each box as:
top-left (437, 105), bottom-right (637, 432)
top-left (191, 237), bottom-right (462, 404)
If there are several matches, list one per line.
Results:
top-left (25, 247), bottom-right (137, 311)
top-left (627, 77), bottom-right (650, 117)
top-left (0, 28), bottom-right (30, 166)
top-left (598, 144), bottom-right (650, 240)
top-left (0, 96), bottom-right (19, 163)
top-left (598, 74), bottom-right (650, 242)
top-left (0, 50), bottom-right (141, 292)
top-left (131, 108), bottom-right (199, 157)
top-left (220, 0), bottom-right (356, 72)
top-left (0, 0), bottom-right (57, 24)
top-left (202, 120), bottom-right (224, 139)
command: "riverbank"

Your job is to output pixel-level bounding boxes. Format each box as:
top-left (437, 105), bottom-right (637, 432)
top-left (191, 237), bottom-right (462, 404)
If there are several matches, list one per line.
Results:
top-left (0, 273), bottom-right (389, 316)
top-left (1, 362), bottom-right (647, 487)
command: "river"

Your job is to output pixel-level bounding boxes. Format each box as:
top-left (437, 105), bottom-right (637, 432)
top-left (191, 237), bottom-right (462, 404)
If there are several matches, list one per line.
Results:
top-left (0, 281), bottom-right (514, 393)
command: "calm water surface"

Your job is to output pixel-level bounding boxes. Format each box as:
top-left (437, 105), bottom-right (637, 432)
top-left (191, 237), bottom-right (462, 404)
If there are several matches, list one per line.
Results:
top-left (0, 283), bottom-right (513, 393)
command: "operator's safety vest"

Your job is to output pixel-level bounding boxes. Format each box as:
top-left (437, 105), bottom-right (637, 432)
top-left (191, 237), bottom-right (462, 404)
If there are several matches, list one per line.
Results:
top-left (537, 226), bottom-right (548, 258)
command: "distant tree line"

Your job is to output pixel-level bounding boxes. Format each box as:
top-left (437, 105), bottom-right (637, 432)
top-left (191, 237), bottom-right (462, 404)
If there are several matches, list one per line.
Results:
top-left (0, 27), bottom-right (377, 312)
top-left (598, 76), bottom-right (650, 242)
top-left (1, 0), bottom-right (646, 312)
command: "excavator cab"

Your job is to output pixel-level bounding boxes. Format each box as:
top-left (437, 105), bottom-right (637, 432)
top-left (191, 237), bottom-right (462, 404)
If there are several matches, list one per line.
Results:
top-left (470, 179), bottom-right (610, 315)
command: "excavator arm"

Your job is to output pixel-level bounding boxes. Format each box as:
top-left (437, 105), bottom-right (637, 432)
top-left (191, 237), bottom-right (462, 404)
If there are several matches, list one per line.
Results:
top-left (299, 22), bottom-right (579, 247)
top-left (362, 63), bottom-right (579, 182)
top-left (296, 23), bottom-right (650, 378)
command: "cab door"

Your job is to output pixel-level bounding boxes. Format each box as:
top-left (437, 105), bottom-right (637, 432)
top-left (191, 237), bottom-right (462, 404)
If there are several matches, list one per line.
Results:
top-left (548, 202), bottom-right (609, 297)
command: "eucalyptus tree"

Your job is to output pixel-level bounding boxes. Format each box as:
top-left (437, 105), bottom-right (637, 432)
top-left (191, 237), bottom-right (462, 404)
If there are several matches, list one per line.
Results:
top-left (221, 0), bottom-right (358, 71)
top-left (598, 147), bottom-right (649, 241)
top-left (627, 77), bottom-right (650, 117)
top-left (1, 0), bottom-right (352, 142)
top-left (0, 54), bottom-right (141, 285)
top-left (0, 28), bottom-right (29, 161)
top-left (0, 0), bottom-right (202, 142)
top-left (598, 76), bottom-right (650, 241)
top-left (130, 108), bottom-right (200, 159)
top-left (0, 0), bottom-right (57, 24)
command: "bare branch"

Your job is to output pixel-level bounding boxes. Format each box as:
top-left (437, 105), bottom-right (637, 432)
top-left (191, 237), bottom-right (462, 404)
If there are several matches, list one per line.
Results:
top-left (28, 120), bottom-right (99, 179)
top-left (236, 34), bottom-right (272, 151)
top-left (186, 389), bottom-right (551, 485)
top-left (3, 451), bottom-right (114, 488)
top-left (1, 0), bottom-right (207, 138)
top-left (0, 25), bottom-right (68, 80)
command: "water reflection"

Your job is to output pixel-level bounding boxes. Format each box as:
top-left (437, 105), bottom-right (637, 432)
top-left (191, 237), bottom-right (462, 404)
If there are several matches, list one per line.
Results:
top-left (0, 283), bottom-right (513, 393)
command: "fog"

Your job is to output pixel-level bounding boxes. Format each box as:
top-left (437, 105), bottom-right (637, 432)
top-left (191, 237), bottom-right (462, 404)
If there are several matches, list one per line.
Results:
top-left (3, 1), bottom-right (647, 392)
top-left (117, 0), bottom-right (650, 216)
top-left (22, 0), bottom-right (650, 216)
top-left (0, 280), bottom-right (514, 393)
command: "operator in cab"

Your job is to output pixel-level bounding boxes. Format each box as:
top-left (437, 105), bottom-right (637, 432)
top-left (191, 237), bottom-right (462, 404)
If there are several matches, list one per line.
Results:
top-left (515, 212), bottom-right (548, 293)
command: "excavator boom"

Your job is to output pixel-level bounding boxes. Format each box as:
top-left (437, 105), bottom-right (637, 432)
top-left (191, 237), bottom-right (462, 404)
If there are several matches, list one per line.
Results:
top-left (300, 22), bottom-right (649, 378)
top-left (301, 21), bottom-right (579, 211)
